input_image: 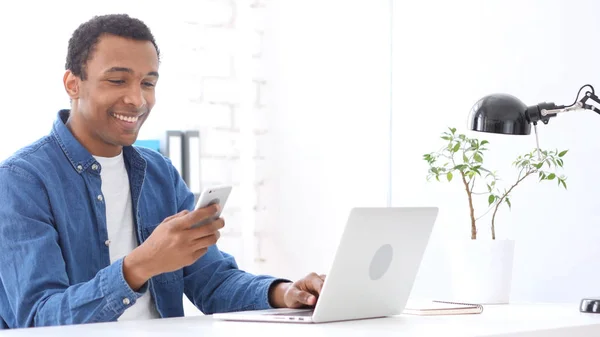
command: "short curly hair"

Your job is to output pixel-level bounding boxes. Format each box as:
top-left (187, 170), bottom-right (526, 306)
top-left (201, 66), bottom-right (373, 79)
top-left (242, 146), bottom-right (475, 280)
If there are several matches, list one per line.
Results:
top-left (65, 14), bottom-right (160, 80)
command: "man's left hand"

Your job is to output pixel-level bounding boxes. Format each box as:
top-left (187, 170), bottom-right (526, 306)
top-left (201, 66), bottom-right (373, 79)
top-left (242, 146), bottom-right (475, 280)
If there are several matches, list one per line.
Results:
top-left (269, 272), bottom-right (326, 308)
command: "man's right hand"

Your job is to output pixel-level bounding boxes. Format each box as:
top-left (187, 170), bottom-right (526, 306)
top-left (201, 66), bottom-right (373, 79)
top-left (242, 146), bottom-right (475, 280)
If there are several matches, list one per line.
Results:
top-left (123, 204), bottom-right (224, 291)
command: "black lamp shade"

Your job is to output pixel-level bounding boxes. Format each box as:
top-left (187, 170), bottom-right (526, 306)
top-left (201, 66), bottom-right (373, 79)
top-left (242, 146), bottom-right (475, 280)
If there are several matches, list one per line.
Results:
top-left (468, 93), bottom-right (531, 135)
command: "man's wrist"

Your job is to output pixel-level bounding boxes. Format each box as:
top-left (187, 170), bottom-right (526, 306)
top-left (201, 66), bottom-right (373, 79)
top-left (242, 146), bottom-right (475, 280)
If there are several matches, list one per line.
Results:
top-left (268, 280), bottom-right (292, 308)
top-left (123, 247), bottom-right (154, 291)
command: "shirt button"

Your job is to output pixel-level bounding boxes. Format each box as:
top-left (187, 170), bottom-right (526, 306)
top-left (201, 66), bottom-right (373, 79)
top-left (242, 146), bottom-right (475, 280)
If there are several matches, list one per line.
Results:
top-left (123, 298), bottom-right (131, 305)
top-left (76, 165), bottom-right (83, 172)
top-left (97, 195), bottom-right (103, 202)
top-left (104, 239), bottom-right (110, 246)
top-left (92, 164), bottom-right (99, 170)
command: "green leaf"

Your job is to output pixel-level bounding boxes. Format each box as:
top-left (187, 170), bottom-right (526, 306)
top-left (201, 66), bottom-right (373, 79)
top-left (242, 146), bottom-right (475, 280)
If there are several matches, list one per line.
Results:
top-left (441, 136), bottom-right (452, 141)
top-left (547, 173), bottom-right (556, 180)
top-left (450, 127), bottom-right (456, 134)
top-left (463, 154), bottom-right (469, 163)
top-left (480, 140), bottom-right (489, 146)
top-left (506, 197), bottom-right (511, 209)
top-left (474, 153), bottom-right (483, 163)
top-left (488, 195), bottom-right (495, 205)
top-left (447, 172), bottom-right (453, 182)
top-left (561, 179), bottom-right (567, 189)
top-left (452, 143), bottom-right (460, 152)
top-left (557, 159), bottom-right (563, 167)
top-left (558, 150), bottom-right (568, 157)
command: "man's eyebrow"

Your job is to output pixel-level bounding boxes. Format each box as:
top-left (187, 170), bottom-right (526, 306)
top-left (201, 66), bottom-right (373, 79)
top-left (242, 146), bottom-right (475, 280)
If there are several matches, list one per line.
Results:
top-left (104, 67), bottom-right (159, 78)
top-left (104, 67), bottom-right (133, 74)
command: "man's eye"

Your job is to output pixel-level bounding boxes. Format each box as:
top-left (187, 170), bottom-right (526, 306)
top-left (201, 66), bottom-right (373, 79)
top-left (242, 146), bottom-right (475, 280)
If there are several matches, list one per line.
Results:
top-left (108, 80), bottom-right (125, 84)
top-left (143, 82), bottom-right (155, 87)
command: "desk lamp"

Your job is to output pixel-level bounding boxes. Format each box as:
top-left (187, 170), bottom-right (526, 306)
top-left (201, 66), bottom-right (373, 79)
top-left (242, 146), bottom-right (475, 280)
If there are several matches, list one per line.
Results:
top-left (466, 84), bottom-right (600, 314)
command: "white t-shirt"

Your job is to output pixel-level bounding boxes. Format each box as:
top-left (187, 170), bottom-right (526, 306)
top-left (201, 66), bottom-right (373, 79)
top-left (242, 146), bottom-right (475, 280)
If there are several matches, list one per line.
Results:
top-left (93, 151), bottom-right (160, 321)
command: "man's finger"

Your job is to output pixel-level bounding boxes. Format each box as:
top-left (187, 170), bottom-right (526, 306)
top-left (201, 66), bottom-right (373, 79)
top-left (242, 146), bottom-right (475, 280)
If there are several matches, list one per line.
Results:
top-left (290, 287), bottom-right (316, 306)
top-left (308, 274), bottom-right (324, 294)
top-left (172, 204), bottom-right (220, 229)
top-left (191, 231), bottom-right (221, 250)
top-left (188, 218), bottom-right (225, 240)
top-left (163, 210), bottom-right (189, 223)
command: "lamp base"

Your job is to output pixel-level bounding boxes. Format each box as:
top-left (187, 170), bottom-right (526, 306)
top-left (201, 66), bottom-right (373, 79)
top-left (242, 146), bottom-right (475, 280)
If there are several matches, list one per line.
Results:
top-left (579, 298), bottom-right (600, 313)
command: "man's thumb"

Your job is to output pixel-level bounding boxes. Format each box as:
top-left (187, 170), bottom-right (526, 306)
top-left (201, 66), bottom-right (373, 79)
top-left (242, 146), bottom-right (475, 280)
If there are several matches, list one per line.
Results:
top-left (297, 290), bottom-right (316, 305)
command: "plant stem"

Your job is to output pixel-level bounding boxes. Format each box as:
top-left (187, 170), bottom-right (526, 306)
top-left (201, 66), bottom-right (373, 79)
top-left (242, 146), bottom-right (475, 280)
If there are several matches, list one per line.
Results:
top-left (460, 171), bottom-right (477, 240)
top-left (471, 191), bottom-right (489, 195)
top-left (490, 170), bottom-right (533, 240)
top-left (475, 204), bottom-right (495, 221)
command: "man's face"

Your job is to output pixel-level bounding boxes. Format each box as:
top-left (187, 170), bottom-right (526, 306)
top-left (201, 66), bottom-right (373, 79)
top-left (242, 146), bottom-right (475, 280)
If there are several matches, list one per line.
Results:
top-left (66, 34), bottom-right (159, 155)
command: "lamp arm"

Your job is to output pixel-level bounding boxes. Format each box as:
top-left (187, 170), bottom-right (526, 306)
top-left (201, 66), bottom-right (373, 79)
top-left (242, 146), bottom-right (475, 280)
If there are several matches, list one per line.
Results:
top-left (530, 85), bottom-right (600, 123)
top-left (578, 90), bottom-right (600, 114)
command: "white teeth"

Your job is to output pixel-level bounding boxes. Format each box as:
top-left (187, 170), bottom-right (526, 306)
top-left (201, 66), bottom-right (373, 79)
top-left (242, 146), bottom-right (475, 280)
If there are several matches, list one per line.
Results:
top-left (113, 113), bottom-right (139, 123)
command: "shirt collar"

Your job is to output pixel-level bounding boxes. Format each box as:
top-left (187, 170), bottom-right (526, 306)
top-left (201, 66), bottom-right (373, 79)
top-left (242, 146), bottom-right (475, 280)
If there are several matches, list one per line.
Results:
top-left (51, 109), bottom-right (145, 174)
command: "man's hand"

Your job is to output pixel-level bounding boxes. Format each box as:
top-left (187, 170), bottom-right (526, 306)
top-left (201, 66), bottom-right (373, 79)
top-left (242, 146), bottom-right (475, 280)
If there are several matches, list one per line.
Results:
top-left (269, 273), bottom-right (326, 308)
top-left (123, 204), bottom-right (224, 290)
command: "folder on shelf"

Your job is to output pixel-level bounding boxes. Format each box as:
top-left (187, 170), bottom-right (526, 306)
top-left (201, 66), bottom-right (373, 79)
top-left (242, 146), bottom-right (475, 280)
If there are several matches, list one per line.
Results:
top-left (133, 139), bottom-right (161, 153)
top-left (161, 131), bottom-right (184, 178)
top-left (182, 130), bottom-right (201, 196)
top-left (403, 300), bottom-right (484, 316)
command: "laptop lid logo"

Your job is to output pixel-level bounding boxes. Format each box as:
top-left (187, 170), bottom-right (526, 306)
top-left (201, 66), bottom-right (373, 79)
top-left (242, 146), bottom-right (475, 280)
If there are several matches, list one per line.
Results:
top-left (369, 244), bottom-right (393, 280)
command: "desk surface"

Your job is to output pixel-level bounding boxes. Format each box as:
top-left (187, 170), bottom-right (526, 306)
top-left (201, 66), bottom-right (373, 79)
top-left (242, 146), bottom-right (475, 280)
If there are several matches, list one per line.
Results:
top-left (3, 303), bottom-right (600, 337)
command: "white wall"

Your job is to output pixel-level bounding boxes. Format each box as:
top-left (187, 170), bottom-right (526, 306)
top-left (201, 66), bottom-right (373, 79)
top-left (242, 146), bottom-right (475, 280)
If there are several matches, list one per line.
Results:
top-left (257, 0), bottom-right (392, 280)
top-left (391, 0), bottom-right (600, 303)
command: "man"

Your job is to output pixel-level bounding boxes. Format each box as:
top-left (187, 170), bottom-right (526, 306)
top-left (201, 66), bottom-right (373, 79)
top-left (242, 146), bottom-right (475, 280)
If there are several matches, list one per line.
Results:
top-left (0, 14), bottom-right (324, 329)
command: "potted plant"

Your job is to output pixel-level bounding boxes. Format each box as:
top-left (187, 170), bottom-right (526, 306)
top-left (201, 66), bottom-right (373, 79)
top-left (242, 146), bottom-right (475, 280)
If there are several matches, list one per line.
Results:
top-left (423, 127), bottom-right (568, 304)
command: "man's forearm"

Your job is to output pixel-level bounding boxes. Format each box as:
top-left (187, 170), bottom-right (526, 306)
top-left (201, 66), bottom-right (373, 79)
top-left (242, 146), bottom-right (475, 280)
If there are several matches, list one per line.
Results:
top-left (123, 247), bottom-right (154, 291)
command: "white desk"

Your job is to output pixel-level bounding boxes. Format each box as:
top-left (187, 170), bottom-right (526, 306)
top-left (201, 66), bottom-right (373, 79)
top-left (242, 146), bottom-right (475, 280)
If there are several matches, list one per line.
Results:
top-left (3, 303), bottom-right (600, 336)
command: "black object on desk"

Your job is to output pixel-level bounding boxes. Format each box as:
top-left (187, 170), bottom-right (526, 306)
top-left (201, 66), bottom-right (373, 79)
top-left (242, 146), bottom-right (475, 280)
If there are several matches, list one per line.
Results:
top-left (580, 298), bottom-right (600, 313)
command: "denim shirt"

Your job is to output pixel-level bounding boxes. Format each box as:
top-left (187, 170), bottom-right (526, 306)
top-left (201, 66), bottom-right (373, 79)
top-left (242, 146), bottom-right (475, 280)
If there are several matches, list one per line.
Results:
top-left (0, 110), bottom-right (283, 329)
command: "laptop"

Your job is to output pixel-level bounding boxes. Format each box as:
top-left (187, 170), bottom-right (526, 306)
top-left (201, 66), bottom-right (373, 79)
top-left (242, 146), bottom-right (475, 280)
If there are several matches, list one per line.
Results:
top-left (213, 207), bottom-right (438, 324)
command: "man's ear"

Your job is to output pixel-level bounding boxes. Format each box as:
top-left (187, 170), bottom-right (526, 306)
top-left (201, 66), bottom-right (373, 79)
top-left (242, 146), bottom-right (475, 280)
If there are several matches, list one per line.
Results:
top-left (63, 70), bottom-right (80, 100)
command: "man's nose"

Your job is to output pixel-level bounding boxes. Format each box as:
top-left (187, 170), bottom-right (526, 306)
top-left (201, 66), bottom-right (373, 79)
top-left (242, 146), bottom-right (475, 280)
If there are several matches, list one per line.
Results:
top-left (123, 85), bottom-right (146, 109)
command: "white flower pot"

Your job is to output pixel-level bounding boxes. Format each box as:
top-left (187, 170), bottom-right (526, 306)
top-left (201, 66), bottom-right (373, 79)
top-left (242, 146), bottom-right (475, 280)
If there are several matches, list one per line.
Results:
top-left (444, 239), bottom-right (515, 304)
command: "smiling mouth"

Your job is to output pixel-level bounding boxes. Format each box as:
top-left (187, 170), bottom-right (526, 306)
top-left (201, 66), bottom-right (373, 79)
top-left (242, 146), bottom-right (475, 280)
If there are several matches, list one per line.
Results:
top-left (110, 112), bottom-right (145, 123)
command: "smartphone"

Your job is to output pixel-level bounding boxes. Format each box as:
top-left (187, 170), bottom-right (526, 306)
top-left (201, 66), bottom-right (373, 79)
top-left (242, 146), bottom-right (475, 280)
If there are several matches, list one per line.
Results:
top-left (190, 185), bottom-right (232, 228)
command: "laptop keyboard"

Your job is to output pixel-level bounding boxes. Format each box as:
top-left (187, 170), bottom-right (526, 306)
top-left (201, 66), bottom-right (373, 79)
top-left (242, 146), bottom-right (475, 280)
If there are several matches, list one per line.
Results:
top-left (270, 310), bottom-right (314, 317)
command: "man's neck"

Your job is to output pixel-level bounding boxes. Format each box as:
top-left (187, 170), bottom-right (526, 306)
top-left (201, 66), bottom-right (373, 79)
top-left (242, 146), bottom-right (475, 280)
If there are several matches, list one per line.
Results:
top-left (65, 108), bottom-right (122, 157)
